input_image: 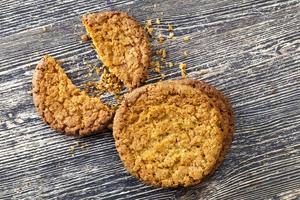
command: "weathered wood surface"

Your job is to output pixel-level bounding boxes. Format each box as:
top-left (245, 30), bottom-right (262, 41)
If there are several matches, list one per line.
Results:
top-left (0, 0), bottom-right (299, 199)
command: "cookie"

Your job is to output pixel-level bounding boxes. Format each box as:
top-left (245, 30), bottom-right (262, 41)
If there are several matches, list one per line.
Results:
top-left (82, 11), bottom-right (151, 90)
top-left (32, 55), bottom-right (114, 136)
top-left (174, 79), bottom-right (235, 170)
top-left (113, 81), bottom-right (226, 187)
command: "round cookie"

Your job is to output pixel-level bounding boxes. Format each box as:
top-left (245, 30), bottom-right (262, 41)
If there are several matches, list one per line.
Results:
top-left (113, 81), bottom-right (225, 187)
top-left (82, 11), bottom-right (151, 90)
top-left (174, 79), bottom-right (235, 170)
top-left (32, 55), bottom-right (114, 136)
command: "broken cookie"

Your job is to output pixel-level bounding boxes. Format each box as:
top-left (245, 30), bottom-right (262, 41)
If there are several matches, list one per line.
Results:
top-left (32, 55), bottom-right (114, 136)
top-left (82, 11), bottom-right (151, 90)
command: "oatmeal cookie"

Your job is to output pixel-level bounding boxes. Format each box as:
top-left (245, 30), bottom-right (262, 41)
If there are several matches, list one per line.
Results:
top-left (82, 11), bottom-right (151, 90)
top-left (32, 55), bottom-right (114, 136)
top-left (113, 81), bottom-right (225, 187)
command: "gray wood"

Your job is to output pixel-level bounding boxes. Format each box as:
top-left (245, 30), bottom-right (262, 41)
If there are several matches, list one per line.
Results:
top-left (0, 0), bottom-right (299, 199)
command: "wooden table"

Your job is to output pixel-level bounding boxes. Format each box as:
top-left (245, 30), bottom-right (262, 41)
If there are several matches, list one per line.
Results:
top-left (1, 0), bottom-right (299, 199)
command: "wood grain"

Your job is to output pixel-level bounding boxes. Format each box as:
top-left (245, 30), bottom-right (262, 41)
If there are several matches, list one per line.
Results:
top-left (0, 0), bottom-right (299, 199)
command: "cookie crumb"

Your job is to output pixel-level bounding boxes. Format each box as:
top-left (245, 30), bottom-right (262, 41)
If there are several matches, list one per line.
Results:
top-left (83, 66), bottom-right (123, 97)
top-left (114, 94), bottom-right (124, 104)
top-left (97, 68), bottom-right (123, 95)
top-left (155, 66), bottom-right (161, 74)
top-left (154, 61), bottom-right (161, 74)
top-left (179, 63), bottom-right (187, 78)
top-left (95, 67), bottom-right (101, 74)
top-left (157, 35), bottom-right (165, 44)
top-left (81, 34), bottom-right (90, 42)
top-left (146, 19), bottom-right (152, 26)
top-left (156, 49), bottom-right (161, 56)
top-left (145, 19), bottom-right (154, 36)
top-left (147, 27), bottom-right (154, 35)
top-left (168, 62), bottom-right (174, 68)
top-left (168, 32), bottom-right (175, 39)
top-left (183, 51), bottom-right (188, 57)
top-left (42, 27), bottom-right (48, 32)
top-left (156, 49), bottom-right (167, 58)
top-left (155, 18), bottom-right (161, 25)
top-left (168, 24), bottom-right (173, 32)
top-left (183, 36), bottom-right (190, 43)
top-left (150, 61), bottom-right (157, 68)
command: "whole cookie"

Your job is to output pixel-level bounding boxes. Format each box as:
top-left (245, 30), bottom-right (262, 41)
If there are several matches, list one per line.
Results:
top-left (113, 81), bottom-right (225, 187)
top-left (82, 11), bottom-right (151, 90)
top-left (32, 55), bottom-right (114, 136)
top-left (174, 79), bottom-right (235, 170)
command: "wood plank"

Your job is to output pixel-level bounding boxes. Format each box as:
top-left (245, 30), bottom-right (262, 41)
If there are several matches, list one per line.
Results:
top-left (0, 0), bottom-right (299, 199)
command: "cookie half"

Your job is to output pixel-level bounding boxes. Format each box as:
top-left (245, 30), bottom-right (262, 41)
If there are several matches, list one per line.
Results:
top-left (32, 55), bottom-right (114, 136)
top-left (113, 81), bottom-right (225, 187)
top-left (82, 11), bottom-right (151, 90)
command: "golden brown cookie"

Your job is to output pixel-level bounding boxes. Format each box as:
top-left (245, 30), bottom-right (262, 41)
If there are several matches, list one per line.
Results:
top-left (32, 55), bottom-right (114, 136)
top-left (82, 11), bottom-right (151, 90)
top-left (113, 81), bottom-right (226, 187)
top-left (174, 79), bottom-right (235, 170)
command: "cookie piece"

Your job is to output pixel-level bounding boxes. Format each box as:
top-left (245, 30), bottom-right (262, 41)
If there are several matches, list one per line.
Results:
top-left (174, 79), bottom-right (235, 170)
top-left (113, 81), bottom-right (225, 187)
top-left (32, 55), bottom-right (114, 136)
top-left (82, 11), bottom-right (151, 90)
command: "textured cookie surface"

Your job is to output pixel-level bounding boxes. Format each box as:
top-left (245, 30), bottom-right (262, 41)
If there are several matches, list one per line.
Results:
top-left (113, 81), bottom-right (225, 187)
top-left (32, 55), bottom-right (114, 136)
top-left (82, 11), bottom-right (151, 90)
top-left (175, 79), bottom-right (235, 169)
